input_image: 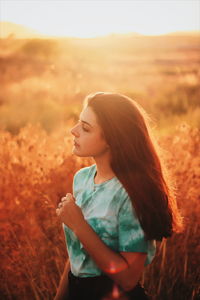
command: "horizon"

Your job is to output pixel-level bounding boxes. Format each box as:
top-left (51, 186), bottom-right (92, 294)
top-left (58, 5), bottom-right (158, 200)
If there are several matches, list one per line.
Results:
top-left (1, 21), bottom-right (200, 40)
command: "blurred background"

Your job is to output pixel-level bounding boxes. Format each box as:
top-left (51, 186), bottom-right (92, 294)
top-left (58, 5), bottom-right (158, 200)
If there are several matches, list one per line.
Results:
top-left (0, 1), bottom-right (200, 299)
top-left (0, 0), bottom-right (200, 135)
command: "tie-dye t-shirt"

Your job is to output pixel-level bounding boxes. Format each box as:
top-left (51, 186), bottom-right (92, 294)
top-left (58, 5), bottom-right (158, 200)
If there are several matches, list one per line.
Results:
top-left (62, 164), bottom-right (156, 277)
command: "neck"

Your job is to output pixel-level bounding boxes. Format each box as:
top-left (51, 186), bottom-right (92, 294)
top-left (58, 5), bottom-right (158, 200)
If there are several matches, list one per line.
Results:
top-left (93, 152), bottom-right (115, 181)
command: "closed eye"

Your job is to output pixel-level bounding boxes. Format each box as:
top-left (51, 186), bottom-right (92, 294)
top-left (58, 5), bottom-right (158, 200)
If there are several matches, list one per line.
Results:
top-left (78, 119), bottom-right (90, 132)
top-left (82, 126), bottom-right (89, 132)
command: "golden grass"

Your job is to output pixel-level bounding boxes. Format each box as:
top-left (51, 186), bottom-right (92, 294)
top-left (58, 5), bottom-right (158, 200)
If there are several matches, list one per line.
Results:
top-left (0, 122), bottom-right (199, 299)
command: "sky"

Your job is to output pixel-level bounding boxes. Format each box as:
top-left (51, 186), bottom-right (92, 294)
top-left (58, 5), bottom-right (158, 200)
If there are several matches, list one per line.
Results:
top-left (1, 0), bottom-right (200, 37)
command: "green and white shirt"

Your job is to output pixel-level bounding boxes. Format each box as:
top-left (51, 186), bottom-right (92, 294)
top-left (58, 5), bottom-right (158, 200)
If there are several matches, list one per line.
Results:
top-left (63, 164), bottom-right (156, 277)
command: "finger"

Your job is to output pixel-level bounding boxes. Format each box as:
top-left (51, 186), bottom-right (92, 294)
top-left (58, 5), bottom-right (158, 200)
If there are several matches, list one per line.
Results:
top-left (58, 202), bottom-right (63, 208)
top-left (56, 208), bottom-right (60, 215)
top-left (66, 193), bottom-right (75, 201)
top-left (66, 193), bottom-right (73, 198)
top-left (61, 197), bottom-right (67, 202)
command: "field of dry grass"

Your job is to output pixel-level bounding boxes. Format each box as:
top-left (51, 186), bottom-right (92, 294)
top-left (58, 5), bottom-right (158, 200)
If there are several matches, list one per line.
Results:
top-left (0, 34), bottom-right (200, 134)
top-left (0, 34), bottom-right (199, 299)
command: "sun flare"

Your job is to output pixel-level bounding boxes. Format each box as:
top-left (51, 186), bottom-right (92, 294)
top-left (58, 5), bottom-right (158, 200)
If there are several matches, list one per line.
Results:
top-left (1, 0), bottom-right (199, 38)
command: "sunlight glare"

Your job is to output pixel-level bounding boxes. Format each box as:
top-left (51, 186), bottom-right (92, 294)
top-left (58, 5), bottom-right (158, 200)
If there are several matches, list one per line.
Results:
top-left (1, 0), bottom-right (199, 38)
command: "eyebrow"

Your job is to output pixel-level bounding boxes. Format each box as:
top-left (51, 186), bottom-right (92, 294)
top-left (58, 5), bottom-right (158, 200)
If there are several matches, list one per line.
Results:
top-left (79, 118), bottom-right (93, 128)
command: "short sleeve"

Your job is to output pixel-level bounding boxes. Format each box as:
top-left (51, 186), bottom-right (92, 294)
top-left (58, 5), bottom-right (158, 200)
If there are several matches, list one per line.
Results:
top-left (118, 195), bottom-right (149, 252)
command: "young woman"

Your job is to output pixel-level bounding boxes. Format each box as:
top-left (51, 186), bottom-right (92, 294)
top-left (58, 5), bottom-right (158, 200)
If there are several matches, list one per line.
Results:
top-left (54, 92), bottom-right (184, 300)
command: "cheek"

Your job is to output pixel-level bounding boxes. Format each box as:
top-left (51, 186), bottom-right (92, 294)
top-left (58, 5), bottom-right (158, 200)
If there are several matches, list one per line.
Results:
top-left (87, 134), bottom-right (107, 152)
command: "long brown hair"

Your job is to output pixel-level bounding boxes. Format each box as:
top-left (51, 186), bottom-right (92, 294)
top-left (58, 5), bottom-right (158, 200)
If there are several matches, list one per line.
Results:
top-left (84, 92), bottom-right (184, 241)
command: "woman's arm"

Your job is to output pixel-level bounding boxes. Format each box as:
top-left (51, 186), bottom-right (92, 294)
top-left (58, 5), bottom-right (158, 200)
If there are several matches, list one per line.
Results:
top-left (75, 220), bottom-right (146, 291)
top-left (117, 251), bottom-right (147, 291)
top-left (54, 259), bottom-right (70, 300)
top-left (56, 193), bottom-right (146, 291)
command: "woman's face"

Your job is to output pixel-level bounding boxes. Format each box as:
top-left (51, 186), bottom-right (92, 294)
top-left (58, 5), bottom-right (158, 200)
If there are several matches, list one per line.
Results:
top-left (70, 106), bottom-right (109, 157)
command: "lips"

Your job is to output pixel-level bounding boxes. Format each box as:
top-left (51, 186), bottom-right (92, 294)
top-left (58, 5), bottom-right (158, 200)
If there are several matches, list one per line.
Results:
top-left (74, 140), bottom-right (80, 147)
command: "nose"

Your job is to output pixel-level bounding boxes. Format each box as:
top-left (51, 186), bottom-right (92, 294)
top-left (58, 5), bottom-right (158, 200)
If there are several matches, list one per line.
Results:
top-left (70, 123), bottom-right (80, 137)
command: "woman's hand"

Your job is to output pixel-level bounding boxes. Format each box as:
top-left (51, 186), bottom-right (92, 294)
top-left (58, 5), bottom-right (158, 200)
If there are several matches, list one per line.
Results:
top-left (56, 193), bottom-right (85, 231)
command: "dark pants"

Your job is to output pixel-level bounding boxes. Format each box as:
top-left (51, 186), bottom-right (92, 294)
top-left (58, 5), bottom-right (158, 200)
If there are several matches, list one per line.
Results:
top-left (64, 270), bottom-right (150, 300)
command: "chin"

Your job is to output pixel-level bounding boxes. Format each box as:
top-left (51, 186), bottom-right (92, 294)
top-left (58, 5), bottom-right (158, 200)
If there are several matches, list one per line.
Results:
top-left (72, 148), bottom-right (89, 157)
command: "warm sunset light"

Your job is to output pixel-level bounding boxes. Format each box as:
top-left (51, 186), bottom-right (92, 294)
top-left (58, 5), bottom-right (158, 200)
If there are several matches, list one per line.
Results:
top-left (1, 0), bottom-right (199, 38)
top-left (1, 0), bottom-right (200, 298)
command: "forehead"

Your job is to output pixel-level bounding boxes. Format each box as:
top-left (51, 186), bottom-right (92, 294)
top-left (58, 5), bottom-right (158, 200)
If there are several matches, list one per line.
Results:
top-left (80, 106), bottom-right (99, 127)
